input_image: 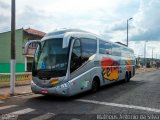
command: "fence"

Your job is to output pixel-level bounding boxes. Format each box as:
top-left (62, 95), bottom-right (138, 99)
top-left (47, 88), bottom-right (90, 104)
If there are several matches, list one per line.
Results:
top-left (0, 73), bottom-right (32, 83)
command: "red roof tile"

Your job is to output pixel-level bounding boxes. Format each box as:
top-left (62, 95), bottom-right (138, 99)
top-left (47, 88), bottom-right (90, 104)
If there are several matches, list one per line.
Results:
top-left (24, 28), bottom-right (46, 37)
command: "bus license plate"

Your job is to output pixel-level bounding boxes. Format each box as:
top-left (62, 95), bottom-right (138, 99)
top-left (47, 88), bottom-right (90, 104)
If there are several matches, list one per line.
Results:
top-left (41, 90), bottom-right (48, 94)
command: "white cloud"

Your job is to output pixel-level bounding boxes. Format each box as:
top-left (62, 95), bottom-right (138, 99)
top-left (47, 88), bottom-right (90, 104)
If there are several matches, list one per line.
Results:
top-left (0, 0), bottom-right (139, 32)
top-left (0, 0), bottom-right (159, 58)
top-left (0, 1), bottom-right (10, 32)
top-left (130, 0), bottom-right (160, 41)
top-left (102, 0), bottom-right (160, 41)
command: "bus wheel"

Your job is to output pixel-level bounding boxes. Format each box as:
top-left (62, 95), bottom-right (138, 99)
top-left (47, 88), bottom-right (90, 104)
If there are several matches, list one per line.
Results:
top-left (128, 72), bottom-right (131, 82)
top-left (124, 73), bottom-right (129, 82)
top-left (91, 79), bottom-right (100, 92)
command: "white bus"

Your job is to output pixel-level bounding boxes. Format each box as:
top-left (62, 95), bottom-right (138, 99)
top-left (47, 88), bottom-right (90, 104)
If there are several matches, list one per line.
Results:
top-left (25, 29), bottom-right (135, 96)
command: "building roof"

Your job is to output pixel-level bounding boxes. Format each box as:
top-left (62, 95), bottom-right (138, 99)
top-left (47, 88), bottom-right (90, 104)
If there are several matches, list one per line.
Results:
top-left (24, 28), bottom-right (46, 37)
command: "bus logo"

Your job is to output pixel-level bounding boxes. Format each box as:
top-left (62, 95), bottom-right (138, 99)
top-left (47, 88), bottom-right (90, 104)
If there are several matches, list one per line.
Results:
top-left (101, 57), bottom-right (119, 81)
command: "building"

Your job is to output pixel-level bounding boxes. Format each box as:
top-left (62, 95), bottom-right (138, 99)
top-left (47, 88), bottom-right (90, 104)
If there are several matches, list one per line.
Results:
top-left (136, 57), bottom-right (160, 68)
top-left (0, 28), bottom-right (45, 73)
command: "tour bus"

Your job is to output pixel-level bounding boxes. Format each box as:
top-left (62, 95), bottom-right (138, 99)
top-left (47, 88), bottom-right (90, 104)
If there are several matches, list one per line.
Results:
top-left (25, 29), bottom-right (135, 96)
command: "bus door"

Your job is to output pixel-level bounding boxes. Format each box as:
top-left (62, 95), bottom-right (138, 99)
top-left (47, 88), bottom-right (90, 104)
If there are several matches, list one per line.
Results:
top-left (69, 38), bottom-right (97, 95)
top-left (69, 39), bottom-right (90, 95)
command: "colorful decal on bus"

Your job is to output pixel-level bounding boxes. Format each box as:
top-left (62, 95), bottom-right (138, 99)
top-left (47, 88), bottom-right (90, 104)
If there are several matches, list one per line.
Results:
top-left (101, 57), bottom-right (119, 81)
top-left (126, 56), bottom-right (132, 71)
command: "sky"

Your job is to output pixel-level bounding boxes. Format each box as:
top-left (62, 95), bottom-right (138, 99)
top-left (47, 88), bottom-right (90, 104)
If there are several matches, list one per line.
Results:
top-left (0, 0), bottom-right (160, 58)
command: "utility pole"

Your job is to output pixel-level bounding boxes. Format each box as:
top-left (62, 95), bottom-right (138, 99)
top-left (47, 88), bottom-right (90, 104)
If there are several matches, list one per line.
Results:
top-left (126, 18), bottom-right (133, 47)
top-left (10, 0), bottom-right (16, 95)
top-left (127, 20), bottom-right (128, 47)
top-left (148, 46), bottom-right (154, 68)
top-left (152, 48), bottom-right (153, 67)
top-left (144, 41), bottom-right (146, 67)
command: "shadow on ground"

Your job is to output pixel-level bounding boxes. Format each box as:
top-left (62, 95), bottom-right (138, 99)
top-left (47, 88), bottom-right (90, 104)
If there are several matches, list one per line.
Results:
top-left (27, 79), bottom-right (146, 102)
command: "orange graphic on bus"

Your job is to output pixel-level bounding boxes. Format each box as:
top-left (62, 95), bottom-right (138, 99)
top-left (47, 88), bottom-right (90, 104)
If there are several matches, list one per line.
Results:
top-left (101, 57), bottom-right (119, 81)
top-left (126, 56), bottom-right (132, 71)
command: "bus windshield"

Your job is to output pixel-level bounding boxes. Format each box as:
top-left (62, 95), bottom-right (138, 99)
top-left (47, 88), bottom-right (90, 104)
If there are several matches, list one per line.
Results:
top-left (34, 38), bottom-right (69, 77)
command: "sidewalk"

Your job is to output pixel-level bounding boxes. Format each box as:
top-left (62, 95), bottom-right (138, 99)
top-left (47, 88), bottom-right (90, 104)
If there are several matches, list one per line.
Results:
top-left (0, 85), bottom-right (32, 100)
top-left (0, 72), bottom-right (32, 99)
top-left (135, 67), bottom-right (158, 74)
top-left (0, 68), bottom-right (159, 100)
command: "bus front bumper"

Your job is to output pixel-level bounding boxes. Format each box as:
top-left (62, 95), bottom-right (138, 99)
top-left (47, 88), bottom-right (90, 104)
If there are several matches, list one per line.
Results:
top-left (31, 80), bottom-right (71, 96)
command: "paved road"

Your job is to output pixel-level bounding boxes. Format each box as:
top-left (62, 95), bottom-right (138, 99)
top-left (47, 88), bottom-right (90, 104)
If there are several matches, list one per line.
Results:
top-left (0, 70), bottom-right (160, 120)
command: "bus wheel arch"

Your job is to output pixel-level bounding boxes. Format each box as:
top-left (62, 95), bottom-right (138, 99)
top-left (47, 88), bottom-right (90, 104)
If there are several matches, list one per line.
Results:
top-left (91, 76), bottom-right (100, 92)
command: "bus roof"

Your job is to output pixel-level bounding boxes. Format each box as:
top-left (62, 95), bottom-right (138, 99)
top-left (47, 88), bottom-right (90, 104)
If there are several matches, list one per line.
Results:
top-left (43, 28), bottom-right (133, 52)
top-left (45, 28), bottom-right (90, 37)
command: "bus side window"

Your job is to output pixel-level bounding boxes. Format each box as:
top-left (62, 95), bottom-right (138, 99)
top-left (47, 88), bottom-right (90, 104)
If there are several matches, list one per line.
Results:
top-left (70, 38), bottom-right (97, 73)
top-left (81, 38), bottom-right (97, 62)
top-left (70, 39), bottom-right (82, 73)
top-left (99, 40), bottom-right (112, 55)
top-left (112, 44), bottom-right (121, 56)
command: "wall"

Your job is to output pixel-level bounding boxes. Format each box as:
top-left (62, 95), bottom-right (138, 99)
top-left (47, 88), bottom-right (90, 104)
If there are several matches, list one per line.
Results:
top-left (0, 29), bottom-right (25, 73)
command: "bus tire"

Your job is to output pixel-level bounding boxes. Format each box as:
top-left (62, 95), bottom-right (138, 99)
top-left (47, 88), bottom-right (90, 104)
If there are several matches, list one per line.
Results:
top-left (124, 73), bottom-right (129, 82)
top-left (91, 77), bottom-right (100, 93)
top-left (128, 72), bottom-right (131, 82)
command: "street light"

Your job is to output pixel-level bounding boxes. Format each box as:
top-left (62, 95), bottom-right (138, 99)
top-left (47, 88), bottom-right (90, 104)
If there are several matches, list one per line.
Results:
top-left (127, 17), bottom-right (133, 47)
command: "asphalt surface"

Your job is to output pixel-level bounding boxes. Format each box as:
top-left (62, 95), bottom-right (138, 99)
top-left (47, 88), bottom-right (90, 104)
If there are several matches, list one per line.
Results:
top-left (0, 70), bottom-right (160, 120)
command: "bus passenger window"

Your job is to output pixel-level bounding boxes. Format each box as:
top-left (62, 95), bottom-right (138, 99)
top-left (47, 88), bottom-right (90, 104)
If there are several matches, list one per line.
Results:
top-left (70, 38), bottom-right (97, 73)
top-left (99, 40), bottom-right (112, 54)
top-left (112, 44), bottom-right (121, 56)
top-left (81, 38), bottom-right (97, 62)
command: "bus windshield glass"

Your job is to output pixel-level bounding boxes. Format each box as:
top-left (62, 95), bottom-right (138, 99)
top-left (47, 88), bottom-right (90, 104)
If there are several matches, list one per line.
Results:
top-left (35, 38), bottom-right (69, 77)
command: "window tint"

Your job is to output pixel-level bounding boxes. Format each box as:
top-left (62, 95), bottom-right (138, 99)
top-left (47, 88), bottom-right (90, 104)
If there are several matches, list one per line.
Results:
top-left (99, 40), bottom-right (112, 54)
top-left (72, 39), bottom-right (81, 57)
top-left (121, 48), bottom-right (133, 57)
top-left (121, 47), bottom-right (135, 65)
top-left (70, 38), bottom-right (97, 73)
top-left (112, 44), bottom-right (121, 56)
top-left (70, 39), bottom-right (82, 73)
top-left (81, 38), bottom-right (97, 60)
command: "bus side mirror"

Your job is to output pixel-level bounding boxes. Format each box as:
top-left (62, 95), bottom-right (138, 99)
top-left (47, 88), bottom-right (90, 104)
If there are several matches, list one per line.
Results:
top-left (24, 40), bottom-right (41, 55)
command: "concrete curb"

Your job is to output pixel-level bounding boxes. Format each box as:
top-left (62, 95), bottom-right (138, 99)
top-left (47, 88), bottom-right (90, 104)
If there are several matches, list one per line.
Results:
top-left (0, 92), bottom-right (33, 100)
top-left (0, 80), bottom-right (31, 88)
top-left (11, 92), bottom-right (33, 97)
top-left (0, 94), bottom-right (11, 100)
